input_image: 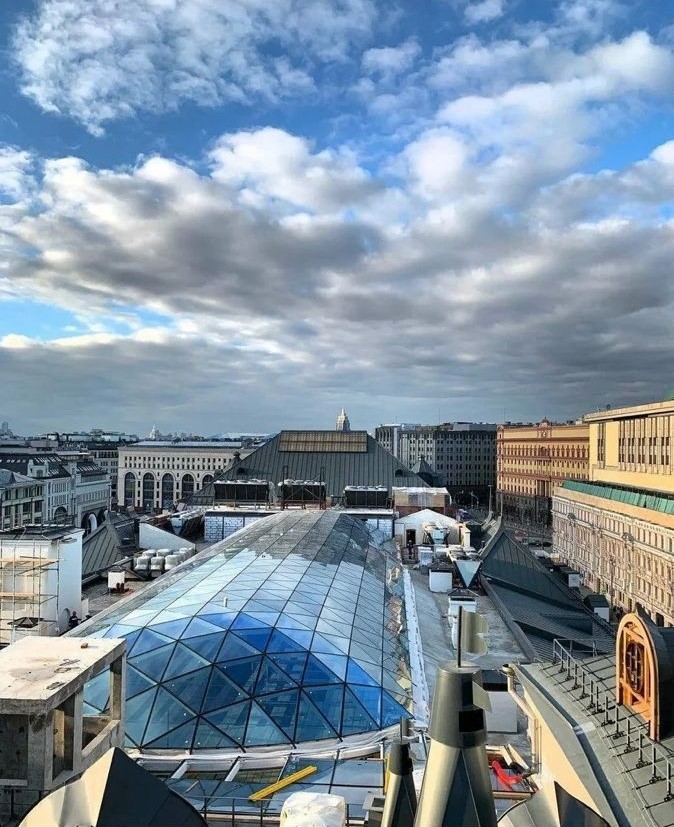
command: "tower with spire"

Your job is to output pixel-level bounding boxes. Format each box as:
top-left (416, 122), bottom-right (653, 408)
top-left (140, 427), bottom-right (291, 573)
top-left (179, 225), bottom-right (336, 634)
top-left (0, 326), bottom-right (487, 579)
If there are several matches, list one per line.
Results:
top-left (336, 408), bottom-right (351, 432)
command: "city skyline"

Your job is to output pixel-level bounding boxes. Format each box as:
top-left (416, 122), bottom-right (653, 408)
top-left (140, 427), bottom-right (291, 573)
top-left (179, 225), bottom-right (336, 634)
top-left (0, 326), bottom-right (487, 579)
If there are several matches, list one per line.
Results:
top-left (2, 1), bottom-right (674, 432)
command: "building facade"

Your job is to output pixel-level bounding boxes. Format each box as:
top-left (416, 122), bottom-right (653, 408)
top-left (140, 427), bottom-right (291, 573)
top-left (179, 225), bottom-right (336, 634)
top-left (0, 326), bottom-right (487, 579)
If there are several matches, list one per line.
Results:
top-left (0, 471), bottom-right (44, 530)
top-left (552, 399), bottom-right (674, 626)
top-left (375, 422), bottom-right (497, 505)
top-left (117, 441), bottom-right (254, 512)
top-left (497, 420), bottom-right (589, 525)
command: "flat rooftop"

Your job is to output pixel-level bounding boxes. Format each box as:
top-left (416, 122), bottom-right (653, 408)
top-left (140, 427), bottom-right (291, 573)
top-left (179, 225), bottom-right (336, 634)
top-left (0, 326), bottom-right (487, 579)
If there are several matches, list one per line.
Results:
top-left (0, 637), bottom-right (124, 705)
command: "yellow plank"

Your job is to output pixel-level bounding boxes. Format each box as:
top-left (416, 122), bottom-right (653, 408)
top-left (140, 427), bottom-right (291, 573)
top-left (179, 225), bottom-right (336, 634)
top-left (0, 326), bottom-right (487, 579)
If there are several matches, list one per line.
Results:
top-left (248, 765), bottom-right (317, 802)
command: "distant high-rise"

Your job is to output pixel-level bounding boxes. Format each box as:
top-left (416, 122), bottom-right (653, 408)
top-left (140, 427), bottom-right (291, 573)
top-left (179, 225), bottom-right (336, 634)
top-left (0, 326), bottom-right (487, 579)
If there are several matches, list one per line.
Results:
top-left (336, 407), bottom-right (351, 432)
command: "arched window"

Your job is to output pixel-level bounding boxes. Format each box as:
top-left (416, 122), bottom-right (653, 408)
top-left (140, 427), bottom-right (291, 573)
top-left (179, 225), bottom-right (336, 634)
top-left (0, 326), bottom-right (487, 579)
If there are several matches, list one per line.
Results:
top-left (181, 473), bottom-right (195, 499)
top-left (202, 474), bottom-right (214, 487)
top-left (124, 472), bottom-right (135, 507)
top-left (142, 473), bottom-right (155, 511)
top-left (161, 474), bottom-right (174, 509)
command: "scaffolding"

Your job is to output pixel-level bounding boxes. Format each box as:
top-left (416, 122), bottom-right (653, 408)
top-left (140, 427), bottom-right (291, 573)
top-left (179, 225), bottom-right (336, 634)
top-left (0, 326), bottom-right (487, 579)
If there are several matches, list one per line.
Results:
top-left (0, 537), bottom-right (59, 646)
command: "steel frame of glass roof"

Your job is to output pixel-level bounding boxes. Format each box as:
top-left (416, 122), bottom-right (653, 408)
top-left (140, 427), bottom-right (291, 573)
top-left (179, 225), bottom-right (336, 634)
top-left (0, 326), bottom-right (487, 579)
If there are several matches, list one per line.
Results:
top-left (74, 510), bottom-right (412, 751)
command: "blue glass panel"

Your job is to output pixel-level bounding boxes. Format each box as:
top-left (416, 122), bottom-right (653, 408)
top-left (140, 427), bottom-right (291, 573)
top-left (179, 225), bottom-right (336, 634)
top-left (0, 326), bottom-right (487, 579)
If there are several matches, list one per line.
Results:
top-left (202, 668), bottom-right (247, 712)
top-left (220, 657), bottom-right (262, 693)
top-left (347, 660), bottom-right (379, 687)
top-left (312, 652), bottom-right (348, 681)
top-left (199, 611), bottom-right (236, 630)
top-left (245, 611), bottom-right (280, 626)
top-left (381, 692), bottom-right (410, 727)
top-left (266, 630), bottom-right (306, 654)
top-left (311, 634), bottom-right (345, 656)
top-left (129, 628), bottom-right (175, 657)
top-left (82, 702), bottom-right (98, 716)
top-left (233, 627), bottom-right (273, 652)
top-left (181, 632), bottom-right (224, 662)
top-left (350, 685), bottom-right (382, 727)
top-left (216, 634), bottom-right (259, 662)
top-left (245, 703), bottom-right (291, 746)
top-left (294, 696), bottom-right (338, 742)
top-left (163, 643), bottom-right (210, 680)
top-left (204, 701), bottom-right (250, 745)
top-left (303, 655), bottom-right (342, 686)
top-left (83, 671), bottom-right (109, 712)
top-left (126, 688), bottom-right (156, 745)
top-left (320, 633), bottom-right (351, 655)
top-left (280, 628), bottom-right (314, 649)
top-left (145, 719), bottom-right (197, 749)
top-left (144, 687), bottom-right (195, 744)
top-left (148, 618), bottom-right (191, 637)
top-left (277, 614), bottom-right (314, 632)
top-left (255, 658), bottom-right (298, 694)
top-left (165, 667), bottom-right (212, 712)
top-left (127, 665), bottom-right (155, 699)
top-left (304, 685), bottom-right (344, 731)
top-left (232, 613), bottom-right (269, 631)
top-left (104, 623), bottom-right (140, 640)
top-left (268, 652), bottom-right (309, 683)
top-left (341, 688), bottom-right (378, 735)
top-left (194, 719), bottom-right (238, 749)
top-left (130, 644), bottom-right (175, 682)
top-left (181, 617), bottom-right (224, 638)
top-left (257, 690), bottom-right (300, 738)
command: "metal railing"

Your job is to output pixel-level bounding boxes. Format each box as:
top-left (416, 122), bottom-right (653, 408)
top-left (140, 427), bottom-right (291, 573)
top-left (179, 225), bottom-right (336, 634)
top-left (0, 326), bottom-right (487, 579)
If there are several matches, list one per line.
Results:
top-left (551, 640), bottom-right (674, 824)
top-left (192, 796), bottom-right (361, 827)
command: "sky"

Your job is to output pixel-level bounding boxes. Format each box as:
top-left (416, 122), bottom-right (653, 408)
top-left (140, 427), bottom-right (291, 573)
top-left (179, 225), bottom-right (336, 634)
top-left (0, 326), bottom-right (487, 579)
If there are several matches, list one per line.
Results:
top-left (1, 0), bottom-right (674, 435)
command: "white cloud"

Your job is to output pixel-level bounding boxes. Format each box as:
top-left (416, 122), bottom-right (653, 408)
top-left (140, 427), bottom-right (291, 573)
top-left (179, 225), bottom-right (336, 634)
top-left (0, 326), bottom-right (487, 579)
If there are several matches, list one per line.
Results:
top-left (464, 0), bottom-right (505, 25)
top-left (362, 39), bottom-right (421, 76)
top-left (13, 0), bottom-right (377, 134)
top-left (0, 147), bottom-right (34, 201)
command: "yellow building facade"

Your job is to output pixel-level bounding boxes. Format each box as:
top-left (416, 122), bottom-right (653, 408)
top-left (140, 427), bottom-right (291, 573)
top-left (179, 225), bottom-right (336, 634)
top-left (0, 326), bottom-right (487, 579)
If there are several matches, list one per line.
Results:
top-left (552, 399), bottom-right (674, 626)
top-left (497, 420), bottom-right (589, 524)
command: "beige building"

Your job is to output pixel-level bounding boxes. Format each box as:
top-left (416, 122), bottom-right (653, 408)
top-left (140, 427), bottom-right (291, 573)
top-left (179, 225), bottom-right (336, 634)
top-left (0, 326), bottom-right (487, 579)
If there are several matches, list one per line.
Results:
top-left (0, 470), bottom-right (44, 530)
top-left (117, 441), bottom-right (254, 512)
top-left (553, 399), bottom-right (674, 626)
top-left (497, 420), bottom-right (589, 524)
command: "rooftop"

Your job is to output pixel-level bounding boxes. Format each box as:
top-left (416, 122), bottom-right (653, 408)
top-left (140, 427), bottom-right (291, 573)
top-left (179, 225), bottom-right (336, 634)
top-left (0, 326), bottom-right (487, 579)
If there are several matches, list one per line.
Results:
top-left (560, 479), bottom-right (674, 515)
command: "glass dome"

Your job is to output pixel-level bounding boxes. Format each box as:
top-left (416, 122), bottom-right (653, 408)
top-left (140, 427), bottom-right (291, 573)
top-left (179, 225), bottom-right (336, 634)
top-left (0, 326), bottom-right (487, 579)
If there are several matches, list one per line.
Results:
top-left (75, 511), bottom-right (412, 750)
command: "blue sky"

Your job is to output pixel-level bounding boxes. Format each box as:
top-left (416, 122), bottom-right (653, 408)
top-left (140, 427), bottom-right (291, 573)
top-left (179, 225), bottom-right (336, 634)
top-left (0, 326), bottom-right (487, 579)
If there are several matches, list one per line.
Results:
top-left (1, 0), bottom-right (674, 434)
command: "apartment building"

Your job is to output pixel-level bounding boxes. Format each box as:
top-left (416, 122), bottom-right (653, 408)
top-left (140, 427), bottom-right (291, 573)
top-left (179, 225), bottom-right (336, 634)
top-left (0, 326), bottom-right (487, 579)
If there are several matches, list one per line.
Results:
top-left (0, 470), bottom-right (44, 530)
top-left (497, 420), bottom-right (589, 525)
top-left (553, 399), bottom-right (674, 626)
top-left (375, 422), bottom-right (497, 505)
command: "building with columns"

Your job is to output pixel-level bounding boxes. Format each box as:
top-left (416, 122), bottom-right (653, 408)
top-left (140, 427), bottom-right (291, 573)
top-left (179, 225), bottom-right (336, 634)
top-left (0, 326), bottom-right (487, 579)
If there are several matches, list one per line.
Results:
top-left (552, 399), bottom-right (674, 626)
top-left (497, 419), bottom-right (589, 525)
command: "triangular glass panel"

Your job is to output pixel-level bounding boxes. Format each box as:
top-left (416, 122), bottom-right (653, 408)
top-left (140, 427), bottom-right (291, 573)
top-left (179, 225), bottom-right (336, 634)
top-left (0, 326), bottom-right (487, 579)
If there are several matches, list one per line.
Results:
top-left (181, 617), bottom-right (224, 639)
top-left (163, 643), bottom-right (211, 680)
top-left (232, 613), bottom-right (269, 631)
top-left (255, 658), bottom-right (298, 694)
top-left (232, 627), bottom-right (273, 653)
top-left (381, 692), bottom-right (410, 727)
top-left (165, 667), bottom-right (212, 712)
top-left (204, 701), bottom-right (250, 745)
top-left (202, 668), bottom-right (247, 713)
top-left (181, 632), bottom-right (224, 662)
top-left (267, 652), bottom-right (309, 683)
top-left (304, 685), bottom-right (344, 731)
top-left (246, 611), bottom-right (281, 626)
top-left (220, 656), bottom-right (262, 693)
top-left (320, 633), bottom-right (351, 655)
top-left (200, 611), bottom-right (236, 630)
top-left (257, 690), bottom-right (300, 738)
top-left (244, 702), bottom-right (291, 746)
top-left (341, 688), bottom-right (379, 735)
top-left (350, 685), bottom-right (382, 727)
top-left (316, 619), bottom-right (353, 639)
top-left (83, 671), bottom-right (109, 712)
top-left (303, 655), bottom-right (343, 685)
top-left (312, 652), bottom-right (348, 681)
top-left (277, 613), bottom-right (315, 632)
top-left (127, 665), bottom-right (155, 699)
top-left (310, 634), bottom-right (345, 656)
top-left (216, 633), bottom-right (259, 662)
top-left (295, 695), bottom-right (338, 742)
top-left (144, 687), bottom-right (195, 744)
top-left (193, 719), bottom-right (238, 749)
top-left (129, 628), bottom-right (175, 657)
top-left (125, 688), bottom-right (156, 746)
top-left (145, 719), bottom-right (197, 749)
top-left (147, 617), bottom-right (191, 638)
top-left (130, 644), bottom-right (175, 682)
top-left (280, 628), bottom-right (313, 649)
top-left (347, 660), bottom-right (379, 687)
top-left (266, 629), bottom-right (306, 654)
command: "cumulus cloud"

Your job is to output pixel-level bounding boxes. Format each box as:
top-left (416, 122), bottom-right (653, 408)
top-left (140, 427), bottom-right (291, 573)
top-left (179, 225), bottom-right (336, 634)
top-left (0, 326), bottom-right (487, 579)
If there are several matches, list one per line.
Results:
top-left (13, 0), bottom-right (377, 134)
top-left (362, 39), bottom-right (421, 77)
top-left (464, 0), bottom-right (505, 25)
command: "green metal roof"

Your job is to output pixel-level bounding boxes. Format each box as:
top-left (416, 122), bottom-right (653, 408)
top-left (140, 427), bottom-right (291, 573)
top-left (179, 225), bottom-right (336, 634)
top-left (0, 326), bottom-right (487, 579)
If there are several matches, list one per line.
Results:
top-left (561, 479), bottom-right (674, 515)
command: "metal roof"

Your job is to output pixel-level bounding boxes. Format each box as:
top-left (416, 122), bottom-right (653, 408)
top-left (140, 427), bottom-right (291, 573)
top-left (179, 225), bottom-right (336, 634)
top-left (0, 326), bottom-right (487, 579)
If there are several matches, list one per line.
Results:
top-left (82, 514), bottom-right (136, 581)
top-left (188, 431), bottom-right (426, 503)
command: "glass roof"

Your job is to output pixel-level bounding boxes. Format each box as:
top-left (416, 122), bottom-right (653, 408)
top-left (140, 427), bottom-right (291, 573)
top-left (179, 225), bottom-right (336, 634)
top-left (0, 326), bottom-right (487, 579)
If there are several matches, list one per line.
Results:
top-left (74, 510), bottom-right (412, 750)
